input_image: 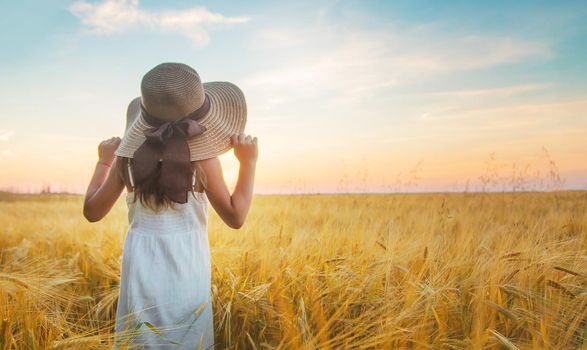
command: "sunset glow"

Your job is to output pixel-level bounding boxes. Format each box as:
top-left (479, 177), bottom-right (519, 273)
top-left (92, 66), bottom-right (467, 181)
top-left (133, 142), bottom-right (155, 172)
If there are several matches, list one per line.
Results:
top-left (1, 0), bottom-right (586, 193)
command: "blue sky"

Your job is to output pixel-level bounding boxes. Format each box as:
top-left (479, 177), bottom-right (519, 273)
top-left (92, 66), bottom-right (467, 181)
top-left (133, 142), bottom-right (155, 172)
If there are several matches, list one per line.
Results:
top-left (0, 0), bottom-right (586, 193)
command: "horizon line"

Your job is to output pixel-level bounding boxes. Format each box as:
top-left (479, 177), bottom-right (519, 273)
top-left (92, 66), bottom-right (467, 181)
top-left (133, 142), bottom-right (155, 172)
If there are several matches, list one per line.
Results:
top-left (1, 188), bottom-right (585, 197)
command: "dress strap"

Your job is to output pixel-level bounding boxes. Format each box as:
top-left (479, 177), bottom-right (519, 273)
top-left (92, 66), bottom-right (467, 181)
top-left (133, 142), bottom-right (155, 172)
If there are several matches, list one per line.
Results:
top-left (127, 158), bottom-right (135, 190)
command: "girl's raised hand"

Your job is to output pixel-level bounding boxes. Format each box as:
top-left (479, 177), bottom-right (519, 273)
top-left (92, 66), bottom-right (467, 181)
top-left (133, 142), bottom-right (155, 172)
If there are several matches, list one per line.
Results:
top-left (201, 133), bottom-right (258, 229)
top-left (98, 137), bottom-right (121, 166)
top-left (231, 133), bottom-right (258, 164)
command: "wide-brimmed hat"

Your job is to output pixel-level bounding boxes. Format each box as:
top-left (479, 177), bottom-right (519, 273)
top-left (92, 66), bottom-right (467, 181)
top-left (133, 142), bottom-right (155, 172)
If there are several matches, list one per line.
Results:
top-left (115, 62), bottom-right (247, 161)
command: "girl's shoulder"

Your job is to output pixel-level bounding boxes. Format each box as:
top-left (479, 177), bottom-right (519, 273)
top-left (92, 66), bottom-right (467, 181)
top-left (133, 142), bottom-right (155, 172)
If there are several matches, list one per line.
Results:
top-left (192, 157), bottom-right (220, 193)
top-left (191, 157), bottom-right (222, 178)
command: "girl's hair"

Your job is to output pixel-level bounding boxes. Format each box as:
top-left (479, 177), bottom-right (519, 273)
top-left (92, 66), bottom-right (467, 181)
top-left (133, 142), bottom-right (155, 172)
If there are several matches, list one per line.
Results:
top-left (115, 156), bottom-right (206, 211)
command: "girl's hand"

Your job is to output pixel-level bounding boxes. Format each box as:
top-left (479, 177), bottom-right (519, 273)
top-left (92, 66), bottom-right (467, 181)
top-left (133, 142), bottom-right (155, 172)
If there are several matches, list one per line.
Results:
top-left (231, 133), bottom-right (258, 164)
top-left (98, 137), bottom-right (121, 166)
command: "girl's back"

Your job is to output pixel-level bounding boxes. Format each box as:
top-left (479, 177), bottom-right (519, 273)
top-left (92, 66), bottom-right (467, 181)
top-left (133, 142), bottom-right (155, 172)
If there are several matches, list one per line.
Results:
top-left (115, 187), bottom-right (214, 348)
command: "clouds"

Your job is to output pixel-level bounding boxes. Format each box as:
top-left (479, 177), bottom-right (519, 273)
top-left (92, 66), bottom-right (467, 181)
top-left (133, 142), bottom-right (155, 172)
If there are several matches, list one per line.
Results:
top-left (243, 23), bottom-right (551, 110)
top-left (69, 0), bottom-right (249, 45)
top-left (0, 130), bottom-right (14, 141)
top-left (429, 83), bottom-right (551, 98)
top-left (421, 97), bottom-right (587, 123)
top-left (0, 130), bottom-right (14, 160)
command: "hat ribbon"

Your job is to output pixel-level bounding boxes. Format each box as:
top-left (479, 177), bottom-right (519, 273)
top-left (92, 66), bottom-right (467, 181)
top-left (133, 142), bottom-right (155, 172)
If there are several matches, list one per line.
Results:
top-left (132, 94), bottom-right (210, 203)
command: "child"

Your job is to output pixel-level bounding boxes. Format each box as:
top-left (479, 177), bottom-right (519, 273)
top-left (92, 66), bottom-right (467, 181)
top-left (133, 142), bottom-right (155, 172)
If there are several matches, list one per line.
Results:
top-left (83, 62), bottom-right (257, 349)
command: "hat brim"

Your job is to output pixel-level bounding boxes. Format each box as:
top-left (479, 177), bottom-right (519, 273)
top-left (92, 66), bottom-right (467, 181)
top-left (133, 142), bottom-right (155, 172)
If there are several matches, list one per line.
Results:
top-left (115, 81), bottom-right (247, 161)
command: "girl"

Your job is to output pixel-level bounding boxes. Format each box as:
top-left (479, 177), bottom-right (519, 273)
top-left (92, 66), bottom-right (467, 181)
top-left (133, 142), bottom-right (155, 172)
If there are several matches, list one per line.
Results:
top-left (83, 63), bottom-right (257, 349)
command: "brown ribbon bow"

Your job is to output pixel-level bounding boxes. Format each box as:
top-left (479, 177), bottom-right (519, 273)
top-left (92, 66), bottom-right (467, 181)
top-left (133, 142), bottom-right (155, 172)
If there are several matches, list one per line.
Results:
top-left (132, 95), bottom-right (210, 203)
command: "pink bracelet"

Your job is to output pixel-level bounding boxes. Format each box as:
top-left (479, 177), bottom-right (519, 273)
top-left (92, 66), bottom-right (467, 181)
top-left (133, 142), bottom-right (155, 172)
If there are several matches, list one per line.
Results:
top-left (97, 161), bottom-right (112, 168)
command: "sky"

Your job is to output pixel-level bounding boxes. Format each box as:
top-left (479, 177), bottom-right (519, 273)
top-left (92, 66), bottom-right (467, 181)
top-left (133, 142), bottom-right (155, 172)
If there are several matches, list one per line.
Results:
top-left (0, 0), bottom-right (586, 194)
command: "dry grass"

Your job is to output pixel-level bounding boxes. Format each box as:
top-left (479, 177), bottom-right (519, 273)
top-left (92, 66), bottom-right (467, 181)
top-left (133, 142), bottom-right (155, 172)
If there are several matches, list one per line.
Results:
top-left (0, 191), bottom-right (586, 349)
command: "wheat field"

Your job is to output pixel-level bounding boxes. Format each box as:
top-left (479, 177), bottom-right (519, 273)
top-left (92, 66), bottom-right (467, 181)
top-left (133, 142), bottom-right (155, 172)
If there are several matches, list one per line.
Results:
top-left (0, 191), bottom-right (586, 349)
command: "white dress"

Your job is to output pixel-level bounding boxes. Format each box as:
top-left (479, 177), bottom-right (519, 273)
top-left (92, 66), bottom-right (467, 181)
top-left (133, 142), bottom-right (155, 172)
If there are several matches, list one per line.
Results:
top-left (113, 187), bottom-right (215, 349)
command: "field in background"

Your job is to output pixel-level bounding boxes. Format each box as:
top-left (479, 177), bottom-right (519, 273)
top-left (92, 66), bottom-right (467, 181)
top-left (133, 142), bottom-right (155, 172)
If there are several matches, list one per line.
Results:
top-left (0, 191), bottom-right (586, 349)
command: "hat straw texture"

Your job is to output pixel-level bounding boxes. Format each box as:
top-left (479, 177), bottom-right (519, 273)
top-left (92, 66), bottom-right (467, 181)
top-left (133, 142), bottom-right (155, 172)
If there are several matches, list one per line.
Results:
top-left (115, 63), bottom-right (247, 161)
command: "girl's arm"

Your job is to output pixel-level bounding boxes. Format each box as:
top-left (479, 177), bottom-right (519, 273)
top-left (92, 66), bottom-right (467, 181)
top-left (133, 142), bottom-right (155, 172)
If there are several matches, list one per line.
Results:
top-left (200, 133), bottom-right (258, 229)
top-left (83, 137), bottom-right (125, 222)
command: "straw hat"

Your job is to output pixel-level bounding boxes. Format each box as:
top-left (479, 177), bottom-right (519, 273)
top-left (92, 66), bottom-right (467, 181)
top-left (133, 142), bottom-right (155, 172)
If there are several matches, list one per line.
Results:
top-left (115, 62), bottom-right (247, 161)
